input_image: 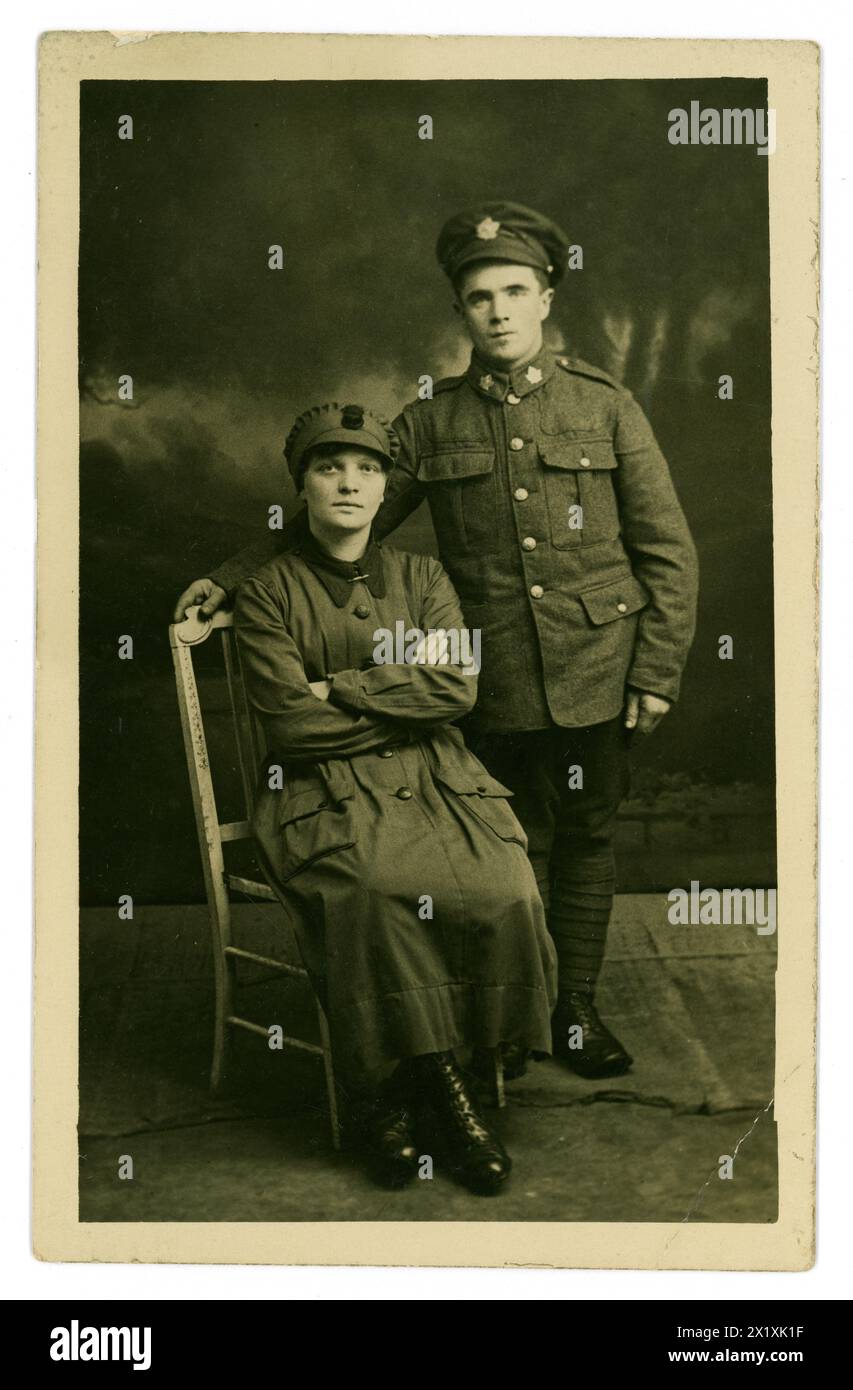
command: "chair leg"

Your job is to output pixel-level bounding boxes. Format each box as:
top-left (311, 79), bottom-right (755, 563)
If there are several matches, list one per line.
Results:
top-left (210, 1010), bottom-right (229, 1095)
top-left (494, 1053), bottom-right (506, 1109)
top-left (210, 941), bottom-right (236, 1096)
top-left (315, 999), bottom-right (341, 1150)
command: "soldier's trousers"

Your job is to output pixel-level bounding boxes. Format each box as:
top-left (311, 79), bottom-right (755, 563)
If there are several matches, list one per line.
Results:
top-left (468, 717), bottom-right (633, 1000)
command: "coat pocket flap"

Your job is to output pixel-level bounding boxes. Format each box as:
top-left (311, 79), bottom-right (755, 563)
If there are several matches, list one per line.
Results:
top-left (579, 575), bottom-right (650, 625)
top-left (420, 449), bottom-right (495, 481)
top-left (538, 438), bottom-right (616, 471)
top-left (432, 767), bottom-right (525, 845)
top-left (431, 765), bottom-right (515, 799)
top-left (277, 785), bottom-right (334, 827)
top-left (276, 760), bottom-right (355, 826)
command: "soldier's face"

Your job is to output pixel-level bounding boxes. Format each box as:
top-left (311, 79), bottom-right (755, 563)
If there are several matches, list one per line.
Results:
top-left (455, 263), bottom-right (554, 368)
top-left (301, 447), bottom-right (388, 534)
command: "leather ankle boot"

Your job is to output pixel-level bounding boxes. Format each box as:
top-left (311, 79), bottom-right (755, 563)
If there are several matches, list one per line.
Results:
top-left (415, 1052), bottom-right (511, 1194)
top-left (349, 1078), bottom-right (420, 1189)
top-left (552, 991), bottom-right (633, 1078)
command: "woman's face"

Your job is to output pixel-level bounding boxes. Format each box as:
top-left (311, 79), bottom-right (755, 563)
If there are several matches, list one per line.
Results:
top-left (300, 446), bottom-right (388, 533)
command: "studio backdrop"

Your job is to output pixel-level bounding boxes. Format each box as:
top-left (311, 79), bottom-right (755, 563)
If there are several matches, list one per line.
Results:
top-left (78, 77), bottom-right (774, 904)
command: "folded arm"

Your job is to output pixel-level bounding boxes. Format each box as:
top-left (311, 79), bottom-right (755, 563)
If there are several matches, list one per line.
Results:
top-left (234, 577), bottom-right (404, 761)
top-left (328, 558), bottom-right (478, 727)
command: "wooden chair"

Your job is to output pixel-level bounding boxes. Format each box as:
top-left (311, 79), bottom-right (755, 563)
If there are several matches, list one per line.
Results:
top-left (169, 604), bottom-right (341, 1148)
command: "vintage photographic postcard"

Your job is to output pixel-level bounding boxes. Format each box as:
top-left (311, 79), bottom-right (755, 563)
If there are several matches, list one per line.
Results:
top-left (34, 31), bottom-right (818, 1268)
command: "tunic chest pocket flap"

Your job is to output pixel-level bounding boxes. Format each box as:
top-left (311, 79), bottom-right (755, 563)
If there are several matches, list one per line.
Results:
top-left (538, 437), bottom-right (617, 472)
top-left (419, 449), bottom-right (497, 548)
top-left (432, 766), bottom-right (527, 848)
top-left (538, 438), bottom-right (618, 549)
top-left (419, 448), bottom-right (495, 481)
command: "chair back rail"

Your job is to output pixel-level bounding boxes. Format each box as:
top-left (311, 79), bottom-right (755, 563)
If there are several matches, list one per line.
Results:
top-left (169, 625), bottom-right (233, 926)
top-left (169, 607), bottom-right (260, 849)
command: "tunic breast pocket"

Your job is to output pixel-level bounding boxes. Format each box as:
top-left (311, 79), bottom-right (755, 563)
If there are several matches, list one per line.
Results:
top-left (274, 785), bottom-right (357, 883)
top-left (537, 437), bottom-right (620, 550)
top-left (419, 448), bottom-right (498, 551)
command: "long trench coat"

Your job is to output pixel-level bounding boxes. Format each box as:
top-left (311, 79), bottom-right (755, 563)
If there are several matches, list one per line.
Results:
top-left (233, 524), bottom-right (558, 1075)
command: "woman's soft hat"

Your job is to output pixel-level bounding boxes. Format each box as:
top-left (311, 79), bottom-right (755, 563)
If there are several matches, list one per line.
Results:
top-left (284, 402), bottom-right (400, 484)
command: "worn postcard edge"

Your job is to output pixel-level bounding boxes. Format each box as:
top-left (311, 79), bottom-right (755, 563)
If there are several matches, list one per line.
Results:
top-left (34, 31), bottom-right (819, 1270)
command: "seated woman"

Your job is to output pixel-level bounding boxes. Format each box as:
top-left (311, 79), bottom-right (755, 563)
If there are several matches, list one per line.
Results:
top-left (234, 402), bottom-right (557, 1194)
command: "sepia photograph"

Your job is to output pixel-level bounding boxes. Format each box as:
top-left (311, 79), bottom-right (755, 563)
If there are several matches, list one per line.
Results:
top-left (34, 31), bottom-right (818, 1268)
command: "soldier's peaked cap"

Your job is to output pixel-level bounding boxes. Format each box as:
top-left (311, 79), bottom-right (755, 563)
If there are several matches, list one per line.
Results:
top-left (284, 403), bottom-right (399, 485)
top-left (436, 201), bottom-right (572, 286)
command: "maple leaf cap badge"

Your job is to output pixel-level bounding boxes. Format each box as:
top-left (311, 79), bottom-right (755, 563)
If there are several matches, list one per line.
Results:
top-left (475, 216), bottom-right (501, 240)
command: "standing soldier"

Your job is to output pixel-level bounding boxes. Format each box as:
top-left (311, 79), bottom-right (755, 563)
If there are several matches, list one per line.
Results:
top-left (175, 202), bottom-right (699, 1079)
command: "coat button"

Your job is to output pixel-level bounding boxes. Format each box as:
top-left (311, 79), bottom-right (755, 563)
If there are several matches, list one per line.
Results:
top-left (506, 392), bottom-right (521, 405)
top-left (396, 786), bottom-right (413, 800)
top-left (379, 749), bottom-right (394, 758)
top-left (353, 603), bottom-right (370, 619)
top-left (616, 602), bottom-right (628, 613)
top-left (510, 437), bottom-right (524, 451)
top-left (513, 487), bottom-right (529, 501)
top-left (530, 584), bottom-right (544, 599)
top-left (580, 456), bottom-right (591, 467)
top-left (522, 536), bottom-right (537, 551)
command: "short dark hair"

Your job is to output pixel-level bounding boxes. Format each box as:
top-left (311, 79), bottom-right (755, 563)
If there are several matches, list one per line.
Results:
top-left (453, 260), bottom-right (551, 299)
top-left (297, 440), bottom-right (390, 490)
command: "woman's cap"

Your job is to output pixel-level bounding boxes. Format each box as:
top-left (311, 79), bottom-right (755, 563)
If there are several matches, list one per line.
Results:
top-left (284, 403), bottom-right (400, 484)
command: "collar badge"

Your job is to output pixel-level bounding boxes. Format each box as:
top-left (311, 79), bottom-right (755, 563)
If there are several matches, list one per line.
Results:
top-left (525, 365), bottom-right (543, 384)
top-left (479, 373), bottom-right (494, 391)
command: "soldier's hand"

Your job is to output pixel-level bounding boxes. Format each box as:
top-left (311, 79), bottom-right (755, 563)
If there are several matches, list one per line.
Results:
top-left (624, 688), bottom-right (671, 736)
top-left (173, 579), bottom-right (228, 623)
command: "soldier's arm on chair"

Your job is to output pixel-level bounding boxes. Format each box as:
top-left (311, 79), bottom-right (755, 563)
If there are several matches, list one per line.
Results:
top-left (234, 576), bottom-right (403, 761)
top-left (172, 534), bottom-right (287, 622)
top-left (614, 392), bottom-right (700, 704)
top-left (328, 558), bottom-right (478, 728)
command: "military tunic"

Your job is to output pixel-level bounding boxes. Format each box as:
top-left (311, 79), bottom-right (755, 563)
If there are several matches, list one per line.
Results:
top-left (233, 525), bottom-right (558, 1076)
top-left (384, 347), bottom-right (699, 731)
